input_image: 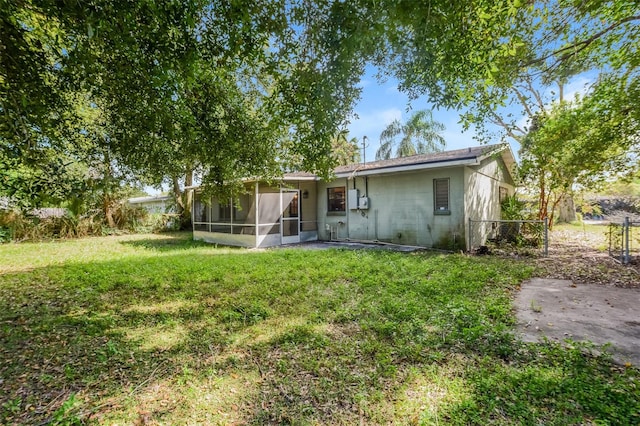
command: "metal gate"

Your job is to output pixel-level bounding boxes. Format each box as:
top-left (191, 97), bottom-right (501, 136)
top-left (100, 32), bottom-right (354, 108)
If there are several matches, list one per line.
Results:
top-left (608, 217), bottom-right (640, 264)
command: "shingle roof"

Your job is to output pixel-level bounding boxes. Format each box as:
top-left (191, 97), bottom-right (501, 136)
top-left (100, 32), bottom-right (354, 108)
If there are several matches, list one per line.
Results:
top-left (335, 144), bottom-right (509, 175)
top-left (282, 171), bottom-right (318, 180)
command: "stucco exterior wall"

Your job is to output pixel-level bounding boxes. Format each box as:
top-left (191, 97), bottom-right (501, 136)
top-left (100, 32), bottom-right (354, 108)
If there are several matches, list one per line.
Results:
top-left (464, 155), bottom-right (515, 249)
top-left (317, 169), bottom-right (466, 248)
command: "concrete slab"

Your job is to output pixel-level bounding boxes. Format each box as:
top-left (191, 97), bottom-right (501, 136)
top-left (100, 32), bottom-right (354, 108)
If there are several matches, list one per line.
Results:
top-left (515, 278), bottom-right (640, 365)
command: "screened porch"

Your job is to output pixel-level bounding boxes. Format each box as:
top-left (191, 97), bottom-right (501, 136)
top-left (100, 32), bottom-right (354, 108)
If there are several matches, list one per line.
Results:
top-left (192, 180), bottom-right (318, 248)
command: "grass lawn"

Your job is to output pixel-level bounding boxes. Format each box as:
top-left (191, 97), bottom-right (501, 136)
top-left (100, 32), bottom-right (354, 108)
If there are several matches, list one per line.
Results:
top-left (1, 233), bottom-right (638, 425)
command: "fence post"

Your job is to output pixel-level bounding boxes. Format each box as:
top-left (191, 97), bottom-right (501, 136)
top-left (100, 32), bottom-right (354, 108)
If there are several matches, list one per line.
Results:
top-left (544, 217), bottom-right (549, 256)
top-left (624, 217), bottom-right (630, 264)
top-left (468, 218), bottom-right (472, 253)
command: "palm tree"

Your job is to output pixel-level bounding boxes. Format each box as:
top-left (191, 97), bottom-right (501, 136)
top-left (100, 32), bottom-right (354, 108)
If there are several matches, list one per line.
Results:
top-left (375, 110), bottom-right (446, 160)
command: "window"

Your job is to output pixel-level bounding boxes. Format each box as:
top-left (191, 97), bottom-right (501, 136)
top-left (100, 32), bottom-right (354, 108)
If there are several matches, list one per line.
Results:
top-left (499, 186), bottom-right (509, 203)
top-left (327, 187), bottom-right (346, 213)
top-left (434, 178), bottom-right (450, 213)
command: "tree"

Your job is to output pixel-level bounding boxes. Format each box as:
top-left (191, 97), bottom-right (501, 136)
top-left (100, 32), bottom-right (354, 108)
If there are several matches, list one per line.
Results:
top-left (14, 0), bottom-right (607, 218)
top-left (1, 1), bottom-right (540, 197)
top-left (375, 110), bottom-right (445, 160)
top-left (445, 1), bottom-right (640, 226)
top-left (332, 130), bottom-right (361, 166)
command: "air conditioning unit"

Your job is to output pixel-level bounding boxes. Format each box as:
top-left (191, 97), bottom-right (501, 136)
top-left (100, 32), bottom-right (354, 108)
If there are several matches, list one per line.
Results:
top-left (358, 196), bottom-right (369, 210)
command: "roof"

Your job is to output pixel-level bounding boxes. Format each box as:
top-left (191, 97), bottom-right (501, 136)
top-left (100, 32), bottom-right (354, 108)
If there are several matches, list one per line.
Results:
top-left (128, 195), bottom-right (173, 204)
top-left (187, 144), bottom-right (516, 190)
top-left (282, 172), bottom-right (319, 181)
top-left (335, 143), bottom-right (515, 178)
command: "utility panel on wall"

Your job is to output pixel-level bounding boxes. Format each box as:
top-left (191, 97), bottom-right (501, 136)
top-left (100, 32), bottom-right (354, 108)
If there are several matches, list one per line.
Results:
top-left (358, 196), bottom-right (369, 210)
top-left (348, 189), bottom-right (359, 210)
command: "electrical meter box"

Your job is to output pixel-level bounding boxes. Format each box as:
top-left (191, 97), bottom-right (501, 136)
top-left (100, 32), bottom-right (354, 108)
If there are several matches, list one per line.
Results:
top-left (358, 196), bottom-right (369, 210)
top-left (348, 189), bottom-right (359, 210)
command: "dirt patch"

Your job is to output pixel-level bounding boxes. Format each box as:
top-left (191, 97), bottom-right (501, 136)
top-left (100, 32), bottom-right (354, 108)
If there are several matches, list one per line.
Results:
top-left (532, 225), bottom-right (640, 288)
top-left (515, 278), bottom-right (640, 365)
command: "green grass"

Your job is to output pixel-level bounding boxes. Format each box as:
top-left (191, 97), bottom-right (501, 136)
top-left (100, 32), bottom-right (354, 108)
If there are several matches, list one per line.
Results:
top-left (1, 233), bottom-right (638, 425)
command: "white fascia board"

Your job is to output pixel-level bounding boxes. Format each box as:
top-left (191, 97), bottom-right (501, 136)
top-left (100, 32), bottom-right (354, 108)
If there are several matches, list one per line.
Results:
top-left (281, 176), bottom-right (319, 181)
top-left (185, 175), bottom-right (318, 192)
top-left (335, 158), bottom-right (480, 179)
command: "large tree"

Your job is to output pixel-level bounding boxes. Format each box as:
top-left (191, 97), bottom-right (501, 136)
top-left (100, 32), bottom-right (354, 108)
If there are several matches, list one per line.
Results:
top-left (449, 1), bottom-right (640, 224)
top-left (375, 110), bottom-right (445, 160)
top-left (2, 0), bottom-right (557, 210)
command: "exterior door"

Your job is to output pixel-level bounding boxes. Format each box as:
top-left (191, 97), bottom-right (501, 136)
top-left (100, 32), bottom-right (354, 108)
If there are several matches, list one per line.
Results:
top-left (281, 189), bottom-right (300, 244)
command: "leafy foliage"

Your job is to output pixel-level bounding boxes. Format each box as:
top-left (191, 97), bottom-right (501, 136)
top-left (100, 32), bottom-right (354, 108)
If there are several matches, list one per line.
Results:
top-left (375, 110), bottom-right (445, 160)
top-left (331, 130), bottom-right (361, 166)
top-left (2, 0), bottom-right (547, 205)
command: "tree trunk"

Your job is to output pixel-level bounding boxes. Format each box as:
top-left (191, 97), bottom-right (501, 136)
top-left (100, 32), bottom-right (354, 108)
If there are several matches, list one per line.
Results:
top-left (556, 194), bottom-right (576, 223)
top-left (172, 175), bottom-right (185, 216)
top-left (182, 167), bottom-right (194, 228)
top-left (103, 197), bottom-right (116, 228)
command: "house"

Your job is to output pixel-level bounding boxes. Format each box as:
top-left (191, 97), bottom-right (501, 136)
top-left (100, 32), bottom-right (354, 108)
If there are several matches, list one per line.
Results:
top-left (127, 195), bottom-right (174, 214)
top-left (191, 144), bottom-right (516, 250)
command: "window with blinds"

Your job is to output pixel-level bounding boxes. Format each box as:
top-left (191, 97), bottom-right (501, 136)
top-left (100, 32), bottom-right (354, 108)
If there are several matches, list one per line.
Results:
top-left (434, 178), bottom-right (450, 213)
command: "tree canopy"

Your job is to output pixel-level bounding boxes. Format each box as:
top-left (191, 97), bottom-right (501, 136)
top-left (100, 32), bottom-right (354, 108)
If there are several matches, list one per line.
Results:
top-left (1, 0), bottom-right (537, 207)
top-left (3, 0), bottom-right (637, 213)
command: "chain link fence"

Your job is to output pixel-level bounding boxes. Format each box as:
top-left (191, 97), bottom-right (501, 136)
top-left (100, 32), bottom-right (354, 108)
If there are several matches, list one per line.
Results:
top-left (468, 218), bottom-right (548, 256)
top-left (608, 217), bottom-right (640, 264)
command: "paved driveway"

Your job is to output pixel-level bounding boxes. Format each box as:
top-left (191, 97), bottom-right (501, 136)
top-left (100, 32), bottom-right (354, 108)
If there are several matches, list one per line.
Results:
top-left (515, 278), bottom-right (640, 365)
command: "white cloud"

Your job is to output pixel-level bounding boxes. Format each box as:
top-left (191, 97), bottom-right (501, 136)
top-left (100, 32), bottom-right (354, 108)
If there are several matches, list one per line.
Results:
top-left (562, 76), bottom-right (593, 101)
top-left (358, 79), bottom-right (372, 88)
top-left (348, 107), bottom-right (403, 139)
top-left (543, 75), bottom-right (593, 106)
top-left (347, 108), bottom-right (403, 161)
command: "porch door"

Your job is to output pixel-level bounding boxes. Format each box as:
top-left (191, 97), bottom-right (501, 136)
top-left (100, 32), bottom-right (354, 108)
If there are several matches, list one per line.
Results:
top-left (281, 189), bottom-right (300, 244)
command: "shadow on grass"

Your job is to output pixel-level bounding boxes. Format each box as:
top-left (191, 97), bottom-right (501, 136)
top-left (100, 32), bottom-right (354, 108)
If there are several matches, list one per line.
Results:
top-left (0, 249), bottom-right (638, 425)
top-left (118, 232), bottom-right (213, 252)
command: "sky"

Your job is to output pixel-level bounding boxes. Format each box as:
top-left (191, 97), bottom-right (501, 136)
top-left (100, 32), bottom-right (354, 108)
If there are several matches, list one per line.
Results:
top-left (347, 67), bottom-right (506, 163)
top-left (348, 66), bottom-right (596, 165)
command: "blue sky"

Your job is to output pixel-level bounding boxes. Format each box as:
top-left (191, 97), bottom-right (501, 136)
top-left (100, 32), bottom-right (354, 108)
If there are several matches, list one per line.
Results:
top-left (348, 68), bottom-right (496, 163)
top-left (349, 66), bottom-right (596, 164)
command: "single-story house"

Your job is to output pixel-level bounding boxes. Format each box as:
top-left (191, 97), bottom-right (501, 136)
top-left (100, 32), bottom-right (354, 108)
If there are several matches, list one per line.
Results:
top-left (127, 195), bottom-right (174, 214)
top-left (191, 143), bottom-right (516, 250)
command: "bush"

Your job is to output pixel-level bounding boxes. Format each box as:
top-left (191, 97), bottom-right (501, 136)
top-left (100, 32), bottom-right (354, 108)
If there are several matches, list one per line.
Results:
top-left (0, 204), bottom-right (153, 242)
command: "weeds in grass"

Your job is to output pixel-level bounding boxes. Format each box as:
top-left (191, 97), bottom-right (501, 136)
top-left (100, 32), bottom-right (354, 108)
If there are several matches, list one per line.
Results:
top-left (0, 233), bottom-right (638, 424)
top-left (530, 299), bottom-right (543, 313)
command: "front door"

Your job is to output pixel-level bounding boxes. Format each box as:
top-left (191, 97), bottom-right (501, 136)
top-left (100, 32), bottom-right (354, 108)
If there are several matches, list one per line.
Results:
top-left (281, 189), bottom-right (300, 244)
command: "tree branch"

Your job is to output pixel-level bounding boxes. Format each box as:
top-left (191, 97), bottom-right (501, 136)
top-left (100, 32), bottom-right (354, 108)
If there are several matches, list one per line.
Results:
top-left (528, 15), bottom-right (640, 67)
top-left (488, 109), bottom-right (525, 142)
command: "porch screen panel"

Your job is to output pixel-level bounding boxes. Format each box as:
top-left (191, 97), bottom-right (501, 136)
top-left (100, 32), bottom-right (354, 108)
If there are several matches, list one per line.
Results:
top-left (301, 221), bottom-right (317, 231)
top-left (232, 193), bottom-right (256, 234)
top-left (208, 198), bottom-right (231, 233)
top-left (258, 192), bottom-right (281, 234)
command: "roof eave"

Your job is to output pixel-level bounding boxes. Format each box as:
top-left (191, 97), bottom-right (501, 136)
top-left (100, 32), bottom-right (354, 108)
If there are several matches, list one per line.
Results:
top-left (335, 157), bottom-right (481, 178)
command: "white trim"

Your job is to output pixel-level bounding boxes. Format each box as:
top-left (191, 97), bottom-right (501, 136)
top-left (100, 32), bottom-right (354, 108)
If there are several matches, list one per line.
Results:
top-left (255, 182), bottom-right (259, 247)
top-left (281, 188), bottom-right (301, 244)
